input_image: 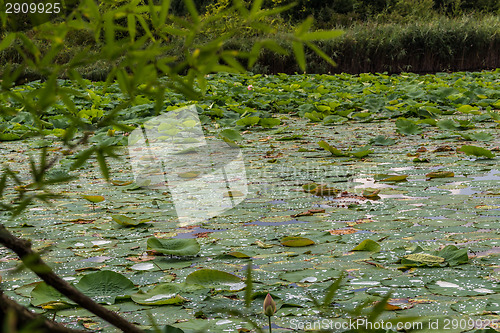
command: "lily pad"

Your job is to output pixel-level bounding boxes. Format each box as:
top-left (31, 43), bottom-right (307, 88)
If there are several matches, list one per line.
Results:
top-left (131, 284), bottom-right (186, 305)
top-left (459, 145), bottom-right (495, 159)
top-left (185, 269), bottom-right (244, 291)
top-left (31, 282), bottom-right (77, 307)
top-left (147, 237), bottom-right (200, 256)
top-left (426, 171), bottom-right (454, 179)
top-left (351, 239), bottom-right (381, 252)
top-left (75, 271), bottom-right (138, 304)
top-left (111, 214), bottom-right (145, 226)
top-left (81, 195), bottom-right (105, 203)
top-left (281, 236), bottom-right (315, 247)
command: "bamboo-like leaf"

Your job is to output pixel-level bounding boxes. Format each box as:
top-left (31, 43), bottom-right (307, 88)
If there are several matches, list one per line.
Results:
top-left (183, 0), bottom-right (200, 24)
top-left (301, 30), bottom-right (344, 41)
top-left (244, 263), bottom-right (253, 308)
top-left (250, 0), bottom-right (264, 16)
top-left (323, 271), bottom-right (345, 307)
top-left (292, 41), bottom-right (306, 72)
top-left (127, 14), bottom-right (136, 41)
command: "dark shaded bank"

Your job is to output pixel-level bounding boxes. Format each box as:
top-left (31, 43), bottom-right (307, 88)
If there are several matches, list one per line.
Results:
top-left (2, 16), bottom-right (500, 83)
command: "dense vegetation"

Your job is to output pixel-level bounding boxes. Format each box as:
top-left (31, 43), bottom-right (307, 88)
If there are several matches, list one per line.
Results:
top-left (1, 0), bottom-right (500, 80)
top-left (0, 0), bottom-right (499, 332)
top-left (0, 71), bottom-right (499, 332)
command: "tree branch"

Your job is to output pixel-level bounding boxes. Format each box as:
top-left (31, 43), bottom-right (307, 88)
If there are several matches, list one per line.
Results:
top-left (0, 224), bottom-right (144, 333)
top-left (0, 289), bottom-right (87, 333)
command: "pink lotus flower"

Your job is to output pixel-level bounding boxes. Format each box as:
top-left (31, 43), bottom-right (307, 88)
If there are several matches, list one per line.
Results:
top-left (247, 85), bottom-right (253, 90)
top-left (263, 293), bottom-right (276, 317)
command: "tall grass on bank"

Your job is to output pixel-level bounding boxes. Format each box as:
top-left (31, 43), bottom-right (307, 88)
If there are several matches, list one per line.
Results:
top-left (252, 15), bottom-right (500, 74)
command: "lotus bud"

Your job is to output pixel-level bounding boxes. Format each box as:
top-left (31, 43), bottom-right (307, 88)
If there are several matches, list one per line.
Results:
top-left (263, 293), bottom-right (276, 317)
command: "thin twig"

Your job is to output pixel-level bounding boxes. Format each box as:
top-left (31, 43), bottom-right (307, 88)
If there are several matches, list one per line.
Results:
top-left (0, 224), bottom-right (144, 333)
top-left (0, 289), bottom-right (86, 333)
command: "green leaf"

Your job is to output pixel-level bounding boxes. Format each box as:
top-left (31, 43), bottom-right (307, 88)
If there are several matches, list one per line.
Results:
top-left (436, 245), bottom-right (469, 266)
top-left (426, 171), bottom-right (454, 179)
top-left (350, 145), bottom-right (373, 158)
top-left (131, 284), bottom-right (186, 305)
top-left (323, 115), bottom-right (348, 125)
top-left (369, 135), bottom-right (396, 146)
top-left (403, 253), bottom-right (445, 265)
top-left (292, 41), bottom-right (306, 72)
top-left (31, 282), bottom-right (76, 307)
top-left (301, 30), bottom-right (343, 41)
top-left (75, 271), bottom-right (138, 305)
top-left (436, 119), bottom-right (460, 131)
top-left (460, 132), bottom-right (493, 141)
top-left (302, 183), bottom-right (318, 193)
top-left (459, 145), bottom-right (495, 159)
top-left (111, 214), bottom-right (145, 226)
top-left (236, 116), bottom-right (260, 127)
top-left (304, 111), bottom-right (323, 122)
top-left (147, 237), bottom-right (200, 256)
top-left (219, 128), bottom-right (243, 142)
top-left (351, 239), bottom-right (381, 252)
top-left (375, 174), bottom-right (408, 182)
top-left (81, 195), bottom-right (105, 203)
top-left (323, 271), bottom-right (345, 306)
top-left (185, 269), bottom-right (244, 291)
top-left (457, 105), bottom-right (479, 113)
top-left (244, 262), bottom-right (253, 308)
top-left (145, 325), bottom-right (185, 333)
top-left (281, 236), bottom-right (315, 247)
top-left (259, 118), bottom-right (280, 128)
top-left (318, 141), bottom-right (347, 156)
top-left (0, 33), bottom-right (16, 52)
top-left (395, 118), bottom-right (422, 135)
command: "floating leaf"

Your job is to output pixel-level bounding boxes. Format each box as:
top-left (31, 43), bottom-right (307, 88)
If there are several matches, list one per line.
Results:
top-left (236, 116), bottom-right (260, 127)
top-left (459, 132), bottom-right (493, 141)
top-left (81, 195), bottom-right (105, 203)
top-left (427, 278), bottom-right (497, 296)
top-left (75, 271), bottom-right (138, 304)
top-left (369, 135), bottom-right (396, 146)
top-left (401, 245), bottom-right (468, 267)
top-left (223, 190), bottom-right (245, 198)
top-left (375, 174), bottom-right (408, 182)
top-left (277, 134), bottom-right (303, 141)
top-left (426, 171), bottom-right (454, 179)
top-left (395, 118), bottom-right (422, 135)
top-left (350, 145), bottom-right (373, 158)
top-left (147, 237), bottom-right (200, 256)
top-left (226, 251), bottom-right (251, 259)
top-left (318, 141), bottom-right (347, 156)
top-left (459, 145), bottom-right (495, 159)
top-left (131, 284), bottom-right (186, 305)
top-left (185, 269), bottom-right (244, 291)
top-left (111, 180), bottom-right (134, 186)
top-left (281, 236), bottom-right (315, 247)
top-left (351, 239), bottom-right (381, 252)
top-left (323, 115), bottom-right (348, 125)
top-left (362, 188), bottom-right (381, 199)
top-left (403, 253), bottom-right (445, 265)
top-left (259, 118), bottom-right (280, 128)
top-left (311, 185), bottom-right (340, 196)
top-left (255, 240), bottom-right (274, 248)
top-left (31, 282), bottom-right (76, 307)
top-left (178, 171), bottom-right (201, 178)
top-left (111, 214), bottom-right (145, 226)
top-left (219, 128), bottom-right (243, 141)
top-left (302, 183), bottom-right (318, 193)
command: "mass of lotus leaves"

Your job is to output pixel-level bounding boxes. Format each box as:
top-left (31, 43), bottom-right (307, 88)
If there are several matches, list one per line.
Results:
top-left (0, 70), bottom-right (499, 332)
